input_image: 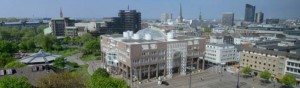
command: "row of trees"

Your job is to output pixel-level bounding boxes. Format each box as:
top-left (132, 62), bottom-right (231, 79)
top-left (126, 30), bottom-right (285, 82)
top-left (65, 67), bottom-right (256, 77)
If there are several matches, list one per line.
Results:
top-left (88, 68), bottom-right (129, 88)
top-left (241, 66), bottom-right (297, 87)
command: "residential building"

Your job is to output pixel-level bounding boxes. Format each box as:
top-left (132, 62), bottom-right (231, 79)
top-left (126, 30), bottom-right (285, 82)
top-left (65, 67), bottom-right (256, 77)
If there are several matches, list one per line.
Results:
top-left (266, 19), bottom-right (279, 24)
top-left (241, 46), bottom-right (300, 81)
top-left (75, 21), bottom-right (101, 36)
top-left (244, 4), bottom-right (255, 22)
top-left (101, 27), bottom-right (206, 81)
top-left (160, 13), bottom-right (172, 22)
top-left (205, 43), bottom-right (239, 66)
top-left (255, 12), bottom-right (264, 23)
top-left (241, 48), bottom-right (286, 77)
top-left (222, 12), bottom-right (234, 26)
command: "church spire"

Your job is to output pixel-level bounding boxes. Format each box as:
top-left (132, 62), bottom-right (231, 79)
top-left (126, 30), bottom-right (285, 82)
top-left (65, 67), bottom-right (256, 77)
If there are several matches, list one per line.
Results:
top-left (199, 10), bottom-right (202, 21)
top-left (177, 1), bottom-right (183, 23)
top-left (60, 7), bottom-right (63, 18)
top-left (127, 5), bottom-right (129, 10)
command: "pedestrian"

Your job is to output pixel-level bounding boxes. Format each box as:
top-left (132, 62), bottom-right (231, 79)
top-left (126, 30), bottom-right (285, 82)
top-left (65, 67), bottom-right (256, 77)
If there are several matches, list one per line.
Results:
top-left (200, 78), bottom-right (203, 81)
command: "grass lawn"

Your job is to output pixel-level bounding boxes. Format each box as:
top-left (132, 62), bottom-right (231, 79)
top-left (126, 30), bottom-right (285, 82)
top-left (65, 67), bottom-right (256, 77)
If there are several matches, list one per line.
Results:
top-left (72, 65), bottom-right (91, 80)
top-left (81, 54), bottom-right (100, 61)
top-left (50, 48), bottom-right (80, 57)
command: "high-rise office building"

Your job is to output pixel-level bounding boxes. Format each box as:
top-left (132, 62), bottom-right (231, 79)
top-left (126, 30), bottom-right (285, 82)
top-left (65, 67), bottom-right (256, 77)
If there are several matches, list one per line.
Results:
top-left (244, 4), bottom-right (255, 22)
top-left (119, 10), bottom-right (141, 33)
top-left (50, 17), bottom-right (75, 36)
top-left (222, 12), bottom-right (234, 26)
top-left (160, 13), bottom-right (172, 22)
top-left (101, 9), bottom-right (141, 34)
top-left (255, 12), bottom-right (264, 23)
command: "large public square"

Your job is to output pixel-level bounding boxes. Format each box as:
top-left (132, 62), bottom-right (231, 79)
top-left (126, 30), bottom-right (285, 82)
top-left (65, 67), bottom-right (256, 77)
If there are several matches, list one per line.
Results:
top-left (134, 66), bottom-right (284, 88)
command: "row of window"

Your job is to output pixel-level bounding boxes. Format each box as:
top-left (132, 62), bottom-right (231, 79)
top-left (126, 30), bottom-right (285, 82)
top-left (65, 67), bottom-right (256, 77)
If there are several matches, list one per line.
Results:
top-left (133, 57), bottom-right (165, 64)
top-left (243, 63), bottom-right (278, 72)
top-left (220, 58), bottom-right (236, 61)
top-left (205, 56), bottom-right (216, 60)
top-left (142, 50), bottom-right (165, 56)
top-left (242, 59), bottom-right (276, 67)
top-left (244, 51), bottom-right (278, 57)
top-left (287, 62), bottom-right (300, 68)
top-left (287, 67), bottom-right (300, 73)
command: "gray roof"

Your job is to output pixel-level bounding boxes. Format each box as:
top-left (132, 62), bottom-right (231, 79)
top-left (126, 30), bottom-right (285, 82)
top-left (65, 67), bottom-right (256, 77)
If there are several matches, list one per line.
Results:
top-left (244, 48), bottom-right (300, 59)
top-left (261, 45), bottom-right (300, 51)
top-left (206, 43), bottom-right (234, 47)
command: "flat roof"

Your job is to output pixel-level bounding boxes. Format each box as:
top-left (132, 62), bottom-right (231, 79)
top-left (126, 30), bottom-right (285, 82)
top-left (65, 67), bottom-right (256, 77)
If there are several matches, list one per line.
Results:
top-left (244, 48), bottom-right (300, 59)
top-left (206, 43), bottom-right (234, 47)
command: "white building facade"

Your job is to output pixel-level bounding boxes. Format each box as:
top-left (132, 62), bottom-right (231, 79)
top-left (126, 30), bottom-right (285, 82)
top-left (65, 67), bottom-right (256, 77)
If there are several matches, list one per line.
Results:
top-left (205, 43), bottom-right (239, 65)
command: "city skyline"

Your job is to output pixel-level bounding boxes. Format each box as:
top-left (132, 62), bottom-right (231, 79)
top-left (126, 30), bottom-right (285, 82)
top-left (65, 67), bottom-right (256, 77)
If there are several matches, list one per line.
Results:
top-left (0, 0), bottom-right (300, 19)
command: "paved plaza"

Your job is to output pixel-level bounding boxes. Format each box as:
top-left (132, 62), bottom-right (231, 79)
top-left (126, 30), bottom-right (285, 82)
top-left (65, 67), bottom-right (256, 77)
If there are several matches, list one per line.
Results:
top-left (134, 67), bottom-right (284, 88)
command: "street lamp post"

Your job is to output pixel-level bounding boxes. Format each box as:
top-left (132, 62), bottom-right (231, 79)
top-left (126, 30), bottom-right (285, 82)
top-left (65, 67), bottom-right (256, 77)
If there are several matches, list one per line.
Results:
top-left (237, 61), bottom-right (240, 88)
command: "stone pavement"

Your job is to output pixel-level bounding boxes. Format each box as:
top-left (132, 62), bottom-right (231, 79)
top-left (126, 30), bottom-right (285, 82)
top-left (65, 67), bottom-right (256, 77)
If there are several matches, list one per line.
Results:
top-left (134, 67), bottom-right (284, 88)
top-left (86, 60), bottom-right (104, 75)
top-left (65, 53), bottom-right (105, 75)
top-left (65, 53), bottom-right (85, 65)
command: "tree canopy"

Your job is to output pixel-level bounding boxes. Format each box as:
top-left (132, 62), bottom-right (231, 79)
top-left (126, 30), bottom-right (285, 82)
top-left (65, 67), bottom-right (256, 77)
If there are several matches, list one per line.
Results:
top-left (241, 66), bottom-right (252, 75)
top-left (260, 70), bottom-right (272, 82)
top-left (4, 60), bottom-right (26, 69)
top-left (83, 39), bottom-right (100, 54)
top-left (53, 57), bottom-right (66, 69)
top-left (37, 72), bottom-right (86, 88)
top-left (281, 74), bottom-right (297, 86)
top-left (92, 68), bottom-right (110, 78)
top-left (0, 76), bottom-right (33, 88)
top-left (88, 68), bottom-right (129, 88)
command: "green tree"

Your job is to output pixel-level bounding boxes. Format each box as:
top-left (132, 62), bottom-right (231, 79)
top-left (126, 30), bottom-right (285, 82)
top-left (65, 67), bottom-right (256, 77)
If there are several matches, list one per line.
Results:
top-left (81, 33), bottom-right (94, 43)
top-left (0, 53), bottom-right (16, 68)
top-left (0, 40), bottom-right (17, 53)
top-left (0, 76), bottom-right (33, 88)
top-left (203, 27), bottom-right (212, 33)
top-left (62, 36), bottom-right (71, 44)
top-left (242, 66), bottom-right (252, 75)
top-left (260, 70), bottom-right (272, 82)
top-left (83, 39), bottom-right (100, 54)
top-left (41, 35), bottom-right (56, 51)
top-left (281, 74), bottom-right (297, 87)
top-left (88, 68), bottom-right (129, 88)
top-left (37, 72), bottom-right (86, 88)
top-left (53, 57), bottom-right (65, 69)
top-left (92, 68), bottom-right (110, 78)
top-left (4, 60), bottom-right (26, 69)
top-left (177, 27), bottom-right (184, 31)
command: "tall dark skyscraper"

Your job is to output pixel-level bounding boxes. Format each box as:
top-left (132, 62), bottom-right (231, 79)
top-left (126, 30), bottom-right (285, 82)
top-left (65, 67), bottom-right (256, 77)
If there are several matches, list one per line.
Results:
top-left (119, 10), bottom-right (141, 33)
top-left (255, 12), bottom-right (264, 23)
top-left (101, 9), bottom-right (141, 34)
top-left (222, 12), bottom-right (234, 26)
top-left (244, 4), bottom-right (255, 22)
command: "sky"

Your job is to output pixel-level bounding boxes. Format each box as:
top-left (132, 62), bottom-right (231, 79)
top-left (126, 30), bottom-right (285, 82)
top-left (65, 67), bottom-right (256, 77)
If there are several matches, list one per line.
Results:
top-left (0, 0), bottom-right (299, 19)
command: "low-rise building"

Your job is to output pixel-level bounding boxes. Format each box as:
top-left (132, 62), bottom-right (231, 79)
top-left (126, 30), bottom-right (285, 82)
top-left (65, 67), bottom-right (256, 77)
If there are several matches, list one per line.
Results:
top-left (205, 43), bottom-right (239, 66)
top-left (241, 46), bottom-right (300, 82)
